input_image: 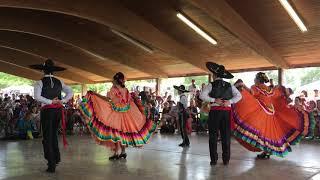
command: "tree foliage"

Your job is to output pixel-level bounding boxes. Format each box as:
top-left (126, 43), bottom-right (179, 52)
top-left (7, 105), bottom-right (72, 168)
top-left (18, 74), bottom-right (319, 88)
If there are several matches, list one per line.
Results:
top-left (0, 72), bottom-right (34, 89)
top-left (300, 68), bottom-right (320, 86)
top-left (184, 75), bottom-right (209, 87)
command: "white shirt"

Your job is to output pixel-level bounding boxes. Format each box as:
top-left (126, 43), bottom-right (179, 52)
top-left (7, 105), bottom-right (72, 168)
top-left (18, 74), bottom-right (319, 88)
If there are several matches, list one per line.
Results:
top-left (34, 75), bottom-right (73, 105)
top-left (179, 93), bottom-right (188, 109)
top-left (200, 79), bottom-right (242, 107)
top-left (188, 84), bottom-right (198, 97)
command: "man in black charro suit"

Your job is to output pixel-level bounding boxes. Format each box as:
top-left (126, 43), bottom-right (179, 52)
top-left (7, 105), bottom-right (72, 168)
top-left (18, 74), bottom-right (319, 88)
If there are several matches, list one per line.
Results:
top-left (200, 62), bottom-right (242, 166)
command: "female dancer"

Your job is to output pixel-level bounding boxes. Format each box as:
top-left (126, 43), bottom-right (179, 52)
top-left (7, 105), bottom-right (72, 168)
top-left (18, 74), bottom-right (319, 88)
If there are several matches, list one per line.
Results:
top-left (80, 72), bottom-right (156, 160)
top-left (233, 72), bottom-right (310, 159)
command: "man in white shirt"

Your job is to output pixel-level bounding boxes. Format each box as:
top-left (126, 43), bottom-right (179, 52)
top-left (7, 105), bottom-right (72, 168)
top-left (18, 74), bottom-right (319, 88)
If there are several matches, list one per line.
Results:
top-left (174, 85), bottom-right (190, 147)
top-left (188, 79), bottom-right (198, 100)
top-left (30, 59), bottom-right (73, 173)
top-left (200, 62), bottom-right (242, 166)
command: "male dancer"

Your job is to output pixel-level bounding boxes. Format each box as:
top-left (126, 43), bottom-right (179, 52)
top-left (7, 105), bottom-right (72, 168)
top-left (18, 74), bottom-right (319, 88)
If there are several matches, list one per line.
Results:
top-left (200, 62), bottom-right (242, 166)
top-left (31, 59), bottom-right (73, 173)
top-left (174, 85), bottom-right (190, 147)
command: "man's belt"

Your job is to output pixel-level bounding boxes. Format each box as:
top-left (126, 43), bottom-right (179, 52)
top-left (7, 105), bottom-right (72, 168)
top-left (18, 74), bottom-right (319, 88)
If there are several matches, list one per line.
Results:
top-left (41, 104), bottom-right (68, 148)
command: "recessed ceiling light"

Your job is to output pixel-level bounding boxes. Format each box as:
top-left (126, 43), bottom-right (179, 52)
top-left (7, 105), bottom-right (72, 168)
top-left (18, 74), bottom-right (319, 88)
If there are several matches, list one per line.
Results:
top-left (279, 0), bottom-right (307, 32)
top-left (177, 12), bottom-right (218, 45)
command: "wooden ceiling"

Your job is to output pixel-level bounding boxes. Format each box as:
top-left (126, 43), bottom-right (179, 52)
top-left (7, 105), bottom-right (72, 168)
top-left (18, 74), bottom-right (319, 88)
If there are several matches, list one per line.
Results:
top-left (0, 0), bottom-right (318, 83)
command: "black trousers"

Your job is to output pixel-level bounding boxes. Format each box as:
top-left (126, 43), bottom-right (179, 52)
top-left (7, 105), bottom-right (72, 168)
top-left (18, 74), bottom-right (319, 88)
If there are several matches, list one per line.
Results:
top-left (41, 108), bottom-right (61, 167)
top-left (208, 109), bottom-right (231, 162)
top-left (179, 110), bottom-right (190, 145)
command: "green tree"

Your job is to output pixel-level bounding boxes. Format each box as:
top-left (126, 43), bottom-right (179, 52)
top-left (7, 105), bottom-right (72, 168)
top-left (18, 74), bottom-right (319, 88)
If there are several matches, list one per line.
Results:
top-left (184, 75), bottom-right (209, 87)
top-left (0, 72), bottom-right (34, 89)
top-left (300, 68), bottom-right (320, 86)
top-left (70, 85), bottom-right (82, 94)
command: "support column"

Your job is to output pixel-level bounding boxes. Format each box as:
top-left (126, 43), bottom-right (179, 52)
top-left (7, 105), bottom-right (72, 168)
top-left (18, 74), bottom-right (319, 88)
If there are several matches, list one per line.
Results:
top-left (208, 74), bottom-right (212, 83)
top-left (155, 78), bottom-right (161, 96)
top-left (278, 68), bottom-right (284, 86)
top-left (81, 84), bottom-right (87, 97)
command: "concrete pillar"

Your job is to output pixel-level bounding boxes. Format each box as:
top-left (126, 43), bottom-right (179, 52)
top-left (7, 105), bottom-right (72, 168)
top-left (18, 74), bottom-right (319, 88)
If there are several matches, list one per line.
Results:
top-left (208, 74), bottom-right (212, 82)
top-left (81, 84), bottom-right (87, 97)
top-left (278, 68), bottom-right (284, 86)
top-left (155, 78), bottom-right (161, 96)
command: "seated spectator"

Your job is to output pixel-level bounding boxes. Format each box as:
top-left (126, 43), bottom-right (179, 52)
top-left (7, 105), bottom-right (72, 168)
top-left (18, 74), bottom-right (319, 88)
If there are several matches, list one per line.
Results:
top-left (30, 106), bottom-right (40, 133)
top-left (16, 111), bottom-right (39, 140)
top-left (162, 102), bottom-right (171, 115)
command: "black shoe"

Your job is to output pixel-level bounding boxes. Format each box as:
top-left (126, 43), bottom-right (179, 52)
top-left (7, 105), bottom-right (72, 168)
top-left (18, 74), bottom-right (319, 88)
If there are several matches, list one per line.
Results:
top-left (223, 161), bottom-right (229, 166)
top-left (179, 143), bottom-right (185, 147)
top-left (257, 153), bottom-right (270, 159)
top-left (46, 166), bottom-right (55, 173)
top-left (210, 161), bottom-right (217, 166)
top-left (119, 153), bottom-right (127, 159)
top-left (109, 155), bottom-right (120, 161)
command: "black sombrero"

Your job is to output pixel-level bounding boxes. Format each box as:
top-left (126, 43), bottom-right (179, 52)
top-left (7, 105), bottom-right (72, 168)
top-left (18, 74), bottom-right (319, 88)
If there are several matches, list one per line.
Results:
top-left (29, 59), bottom-right (66, 72)
top-left (173, 85), bottom-right (189, 93)
top-left (206, 62), bottom-right (234, 79)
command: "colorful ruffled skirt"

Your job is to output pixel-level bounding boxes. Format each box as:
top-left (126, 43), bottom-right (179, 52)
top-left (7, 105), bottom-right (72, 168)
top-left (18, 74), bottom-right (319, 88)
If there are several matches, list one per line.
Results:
top-left (80, 91), bottom-right (156, 150)
top-left (233, 90), bottom-right (310, 157)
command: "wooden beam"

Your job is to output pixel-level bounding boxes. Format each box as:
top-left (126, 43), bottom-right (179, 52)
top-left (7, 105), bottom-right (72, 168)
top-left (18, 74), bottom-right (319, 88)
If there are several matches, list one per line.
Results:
top-left (229, 66), bottom-right (277, 73)
top-left (187, 0), bottom-right (288, 68)
top-left (0, 0), bottom-right (208, 71)
top-left (0, 46), bottom-right (94, 84)
top-left (0, 9), bottom-right (166, 77)
top-left (0, 60), bottom-right (74, 84)
top-left (0, 30), bottom-right (115, 79)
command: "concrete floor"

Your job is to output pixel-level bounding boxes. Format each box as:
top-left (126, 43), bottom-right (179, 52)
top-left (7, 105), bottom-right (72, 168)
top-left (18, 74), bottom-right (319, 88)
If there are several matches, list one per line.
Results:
top-left (0, 134), bottom-right (320, 180)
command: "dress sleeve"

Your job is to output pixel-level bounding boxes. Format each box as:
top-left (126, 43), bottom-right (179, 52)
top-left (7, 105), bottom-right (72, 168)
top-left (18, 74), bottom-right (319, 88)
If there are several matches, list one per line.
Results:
top-left (250, 85), bottom-right (259, 97)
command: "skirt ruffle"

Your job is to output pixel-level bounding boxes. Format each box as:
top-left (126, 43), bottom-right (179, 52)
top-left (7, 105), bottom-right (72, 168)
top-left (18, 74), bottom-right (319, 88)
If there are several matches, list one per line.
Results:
top-left (233, 90), bottom-right (310, 157)
top-left (80, 91), bottom-right (156, 149)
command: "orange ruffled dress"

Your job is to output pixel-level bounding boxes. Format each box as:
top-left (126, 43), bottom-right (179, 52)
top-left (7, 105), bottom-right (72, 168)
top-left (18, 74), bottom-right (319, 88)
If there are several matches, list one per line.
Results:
top-left (233, 84), bottom-right (309, 157)
top-left (79, 87), bottom-right (156, 150)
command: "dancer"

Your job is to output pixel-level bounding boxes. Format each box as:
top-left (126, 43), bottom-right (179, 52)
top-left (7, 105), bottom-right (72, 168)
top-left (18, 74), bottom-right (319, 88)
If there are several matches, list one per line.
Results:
top-left (200, 62), bottom-right (242, 166)
top-left (80, 72), bottom-right (156, 160)
top-left (174, 85), bottom-right (190, 147)
top-left (31, 59), bottom-right (73, 173)
top-left (233, 72), bottom-right (310, 159)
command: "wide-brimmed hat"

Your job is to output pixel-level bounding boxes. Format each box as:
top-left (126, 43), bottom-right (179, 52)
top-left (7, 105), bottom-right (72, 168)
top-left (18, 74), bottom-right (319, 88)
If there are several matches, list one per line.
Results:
top-left (29, 59), bottom-right (66, 72)
top-left (173, 85), bottom-right (189, 93)
top-left (206, 62), bottom-right (234, 79)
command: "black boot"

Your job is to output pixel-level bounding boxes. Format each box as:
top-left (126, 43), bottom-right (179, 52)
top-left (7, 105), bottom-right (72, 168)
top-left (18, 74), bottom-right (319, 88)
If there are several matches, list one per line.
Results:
top-left (257, 152), bottom-right (270, 159)
top-left (109, 154), bottom-right (119, 161)
top-left (210, 161), bottom-right (217, 166)
top-left (119, 153), bottom-right (127, 159)
top-left (46, 165), bottom-right (56, 173)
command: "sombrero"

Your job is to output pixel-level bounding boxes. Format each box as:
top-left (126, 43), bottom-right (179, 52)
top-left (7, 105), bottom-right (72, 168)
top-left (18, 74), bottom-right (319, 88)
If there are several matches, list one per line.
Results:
top-left (206, 62), bottom-right (233, 79)
top-left (173, 85), bottom-right (190, 93)
top-left (29, 59), bottom-right (66, 72)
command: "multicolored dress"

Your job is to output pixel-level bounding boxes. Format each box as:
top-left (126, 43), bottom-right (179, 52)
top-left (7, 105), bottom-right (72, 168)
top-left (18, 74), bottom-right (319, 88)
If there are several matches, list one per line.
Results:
top-left (233, 84), bottom-right (310, 157)
top-left (80, 86), bottom-right (156, 150)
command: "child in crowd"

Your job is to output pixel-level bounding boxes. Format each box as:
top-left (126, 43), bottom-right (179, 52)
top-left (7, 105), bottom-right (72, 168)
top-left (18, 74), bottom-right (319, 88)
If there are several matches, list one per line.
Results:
top-left (305, 100), bottom-right (317, 140)
top-left (16, 111), bottom-right (38, 140)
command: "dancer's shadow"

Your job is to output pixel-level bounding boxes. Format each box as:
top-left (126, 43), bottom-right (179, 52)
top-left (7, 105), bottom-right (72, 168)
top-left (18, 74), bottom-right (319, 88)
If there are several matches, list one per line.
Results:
top-left (178, 148), bottom-right (189, 180)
